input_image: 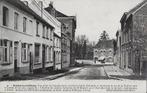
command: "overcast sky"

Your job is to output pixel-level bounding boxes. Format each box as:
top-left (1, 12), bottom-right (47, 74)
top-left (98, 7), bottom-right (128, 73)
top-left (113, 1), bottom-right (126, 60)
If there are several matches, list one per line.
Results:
top-left (44, 0), bottom-right (142, 42)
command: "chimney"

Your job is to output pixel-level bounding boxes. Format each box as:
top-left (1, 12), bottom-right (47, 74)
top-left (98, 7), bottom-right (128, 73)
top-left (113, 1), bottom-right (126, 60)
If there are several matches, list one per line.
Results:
top-left (38, 1), bottom-right (43, 17)
top-left (38, 1), bottom-right (43, 8)
top-left (49, 1), bottom-right (54, 8)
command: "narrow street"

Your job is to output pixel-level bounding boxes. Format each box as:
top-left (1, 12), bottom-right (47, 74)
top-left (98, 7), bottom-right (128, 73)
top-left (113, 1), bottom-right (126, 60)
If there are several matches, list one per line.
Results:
top-left (56, 65), bottom-right (108, 80)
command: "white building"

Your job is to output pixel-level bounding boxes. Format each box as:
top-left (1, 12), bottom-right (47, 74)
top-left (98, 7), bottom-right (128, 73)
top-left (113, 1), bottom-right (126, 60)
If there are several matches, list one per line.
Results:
top-left (0, 0), bottom-right (61, 78)
top-left (21, 0), bottom-right (61, 72)
top-left (54, 33), bottom-right (61, 70)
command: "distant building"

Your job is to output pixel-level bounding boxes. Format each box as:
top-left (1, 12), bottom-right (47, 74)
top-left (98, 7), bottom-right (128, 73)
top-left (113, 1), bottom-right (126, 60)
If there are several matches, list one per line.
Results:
top-left (120, 0), bottom-right (147, 76)
top-left (45, 3), bottom-right (77, 68)
top-left (94, 40), bottom-right (114, 63)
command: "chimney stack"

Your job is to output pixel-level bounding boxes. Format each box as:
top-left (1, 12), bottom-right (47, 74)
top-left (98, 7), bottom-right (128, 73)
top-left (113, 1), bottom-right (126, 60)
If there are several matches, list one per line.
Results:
top-left (49, 1), bottom-right (53, 8)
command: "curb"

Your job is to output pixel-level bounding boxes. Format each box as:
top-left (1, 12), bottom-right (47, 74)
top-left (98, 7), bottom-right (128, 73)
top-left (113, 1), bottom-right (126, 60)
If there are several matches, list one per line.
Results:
top-left (103, 66), bottom-right (122, 80)
top-left (38, 67), bottom-right (83, 80)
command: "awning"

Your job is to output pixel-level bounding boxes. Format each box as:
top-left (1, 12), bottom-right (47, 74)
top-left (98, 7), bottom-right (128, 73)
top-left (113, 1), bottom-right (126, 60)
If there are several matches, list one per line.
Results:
top-left (98, 56), bottom-right (105, 61)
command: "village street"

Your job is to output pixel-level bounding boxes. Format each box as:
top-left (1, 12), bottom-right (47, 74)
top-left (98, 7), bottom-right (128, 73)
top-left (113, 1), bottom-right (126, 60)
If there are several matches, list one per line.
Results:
top-left (37, 60), bottom-right (144, 80)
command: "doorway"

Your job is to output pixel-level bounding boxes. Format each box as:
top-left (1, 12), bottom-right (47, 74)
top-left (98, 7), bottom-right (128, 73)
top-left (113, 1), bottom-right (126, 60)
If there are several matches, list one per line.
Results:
top-left (42, 45), bottom-right (45, 70)
top-left (14, 42), bottom-right (19, 73)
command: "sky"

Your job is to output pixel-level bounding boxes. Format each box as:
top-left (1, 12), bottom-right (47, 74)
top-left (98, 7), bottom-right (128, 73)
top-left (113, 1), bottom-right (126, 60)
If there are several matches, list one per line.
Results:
top-left (44, 0), bottom-right (142, 42)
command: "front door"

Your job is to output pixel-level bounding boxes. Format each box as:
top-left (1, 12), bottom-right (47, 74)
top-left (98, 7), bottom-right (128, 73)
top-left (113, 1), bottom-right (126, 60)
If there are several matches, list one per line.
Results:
top-left (29, 52), bottom-right (33, 73)
top-left (42, 45), bottom-right (45, 70)
top-left (14, 43), bottom-right (18, 73)
top-left (53, 51), bottom-right (56, 70)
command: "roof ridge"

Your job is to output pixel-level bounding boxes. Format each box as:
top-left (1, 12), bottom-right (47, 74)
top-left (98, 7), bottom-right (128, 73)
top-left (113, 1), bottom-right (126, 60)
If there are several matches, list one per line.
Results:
top-left (128, 0), bottom-right (147, 14)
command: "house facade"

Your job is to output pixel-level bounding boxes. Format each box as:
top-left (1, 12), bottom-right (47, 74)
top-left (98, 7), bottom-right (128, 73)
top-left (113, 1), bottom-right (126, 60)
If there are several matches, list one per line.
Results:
top-left (45, 3), bottom-right (77, 68)
top-left (120, 0), bottom-right (147, 76)
top-left (21, 0), bottom-right (62, 72)
top-left (0, 0), bottom-right (35, 77)
top-left (94, 40), bottom-right (114, 63)
top-left (0, 0), bottom-right (61, 78)
top-left (53, 33), bottom-right (61, 70)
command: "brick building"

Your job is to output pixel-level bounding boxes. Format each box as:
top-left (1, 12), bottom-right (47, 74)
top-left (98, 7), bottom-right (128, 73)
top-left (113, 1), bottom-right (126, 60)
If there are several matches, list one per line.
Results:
top-left (94, 40), bottom-right (114, 63)
top-left (120, 0), bottom-right (147, 76)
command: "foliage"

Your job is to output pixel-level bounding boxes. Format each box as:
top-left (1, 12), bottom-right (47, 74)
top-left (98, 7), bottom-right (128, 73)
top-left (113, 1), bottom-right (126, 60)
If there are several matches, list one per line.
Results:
top-left (74, 35), bottom-right (95, 60)
top-left (99, 30), bottom-right (109, 41)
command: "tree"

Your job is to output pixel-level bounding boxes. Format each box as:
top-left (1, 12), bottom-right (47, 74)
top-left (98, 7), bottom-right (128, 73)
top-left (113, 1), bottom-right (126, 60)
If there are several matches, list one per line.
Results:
top-left (75, 35), bottom-right (89, 59)
top-left (99, 30), bottom-right (109, 41)
top-left (82, 40), bottom-right (87, 59)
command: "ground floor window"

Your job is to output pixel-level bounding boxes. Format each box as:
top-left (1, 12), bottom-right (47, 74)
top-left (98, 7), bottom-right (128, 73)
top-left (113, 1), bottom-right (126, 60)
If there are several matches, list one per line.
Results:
top-left (22, 43), bottom-right (27, 62)
top-left (0, 39), bottom-right (12, 64)
top-left (46, 46), bottom-right (49, 62)
top-left (35, 44), bottom-right (40, 63)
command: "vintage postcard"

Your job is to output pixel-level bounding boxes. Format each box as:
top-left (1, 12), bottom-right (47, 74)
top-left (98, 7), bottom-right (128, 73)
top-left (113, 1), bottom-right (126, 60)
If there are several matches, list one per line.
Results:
top-left (0, 0), bottom-right (146, 93)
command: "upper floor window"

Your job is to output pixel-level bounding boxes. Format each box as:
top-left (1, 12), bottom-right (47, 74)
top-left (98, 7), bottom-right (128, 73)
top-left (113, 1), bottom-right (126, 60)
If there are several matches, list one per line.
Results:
top-left (46, 27), bottom-right (49, 39)
top-left (14, 12), bottom-right (19, 30)
top-left (50, 29), bottom-right (53, 41)
top-left (42, 25), bottom-right (45, 38)
top-left (36, 22), bottom-right (39, 36)
top-left (3, 6), bottom-right (9, 26)
top-left (23, 17), bottom-right (27, 32)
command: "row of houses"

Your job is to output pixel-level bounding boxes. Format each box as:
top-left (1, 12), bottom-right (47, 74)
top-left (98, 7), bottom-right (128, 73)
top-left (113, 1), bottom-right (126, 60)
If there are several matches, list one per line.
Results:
top-left (115, 0), bottom-right (147, 77)
top-left (0, 0), bottom-right (76, 78)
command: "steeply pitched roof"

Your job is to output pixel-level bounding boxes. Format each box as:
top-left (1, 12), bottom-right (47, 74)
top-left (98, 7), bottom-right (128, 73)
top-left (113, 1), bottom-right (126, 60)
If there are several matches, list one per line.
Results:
top-left (95, 40), bottom-right (114, 49)
top-left (56, 10), bottom-right (68, 17)
top-left (121, 0), bottom-right (147, 22)
top-left (44, 6), bottom-right (68, 17)
top-left (128, 0), bottom-right (147, 14)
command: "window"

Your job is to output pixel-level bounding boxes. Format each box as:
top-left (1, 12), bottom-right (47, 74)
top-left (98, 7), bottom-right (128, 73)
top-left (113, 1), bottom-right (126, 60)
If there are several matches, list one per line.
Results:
top-left (50, 30), bottom-right (53, 40)
top-left (50, 47), bottom-right (53, 61)
top-left (46, 27), bottom-right (49, 39)
top-left (14, 12), bottom-right (19, 30)
top-left (29, 20), bottom-right (33, 34)
top-left (36, 22), bottom-right (39, 36)
top-left (46, 47), bottom-right (49, 62)
top-left (42, 25), bottom-right (45, 38)
top-left (22, 43), bottom-right (27, 62)
top-left (0, 40), bottom-right (4, 62)
top-left (3, 6), bottom-right (9, 26)
top-left (35, 44), bottom-right (40, 63)
top-left (0, 40), bottom-right (12, 64)
top-left (3, 40), bottom-right (8, 62)
top-left (23, 17), bottom-right (27, 32)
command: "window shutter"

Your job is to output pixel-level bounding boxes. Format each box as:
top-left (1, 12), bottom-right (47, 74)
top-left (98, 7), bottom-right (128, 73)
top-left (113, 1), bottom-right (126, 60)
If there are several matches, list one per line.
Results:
top-left (0, 47), bottom-right (3, 62)
top-left (21, 48), bottom-right (24, 62)
top-left (27, 45), bottom-right (30, 62)
top-left (9, 47), bottom-right (13, 63)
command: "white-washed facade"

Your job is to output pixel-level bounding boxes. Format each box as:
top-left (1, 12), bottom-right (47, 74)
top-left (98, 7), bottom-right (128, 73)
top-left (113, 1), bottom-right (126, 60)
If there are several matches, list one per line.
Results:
top-left (0, 0), bottom-right (61, 78)
top-left (0, 0), bottom-right (35, 77)
top-left (54, 33), bottom-right (61, 70)
top-left (21, 0), bottom-right (61, 71)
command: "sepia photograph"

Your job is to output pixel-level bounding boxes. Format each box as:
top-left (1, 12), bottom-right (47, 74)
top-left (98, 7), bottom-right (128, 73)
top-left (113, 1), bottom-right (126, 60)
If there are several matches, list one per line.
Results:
top-left (0, 0), bottom-right (147, 92)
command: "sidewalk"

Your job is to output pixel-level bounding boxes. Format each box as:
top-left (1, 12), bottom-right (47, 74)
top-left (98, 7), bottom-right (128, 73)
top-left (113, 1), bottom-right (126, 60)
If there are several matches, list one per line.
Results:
top-left (36, 67), bottom-right (83, 80)
top-left (103, 65), bottom-right (139, 80)
top-left (0, 67), bottom-right (83, 81)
